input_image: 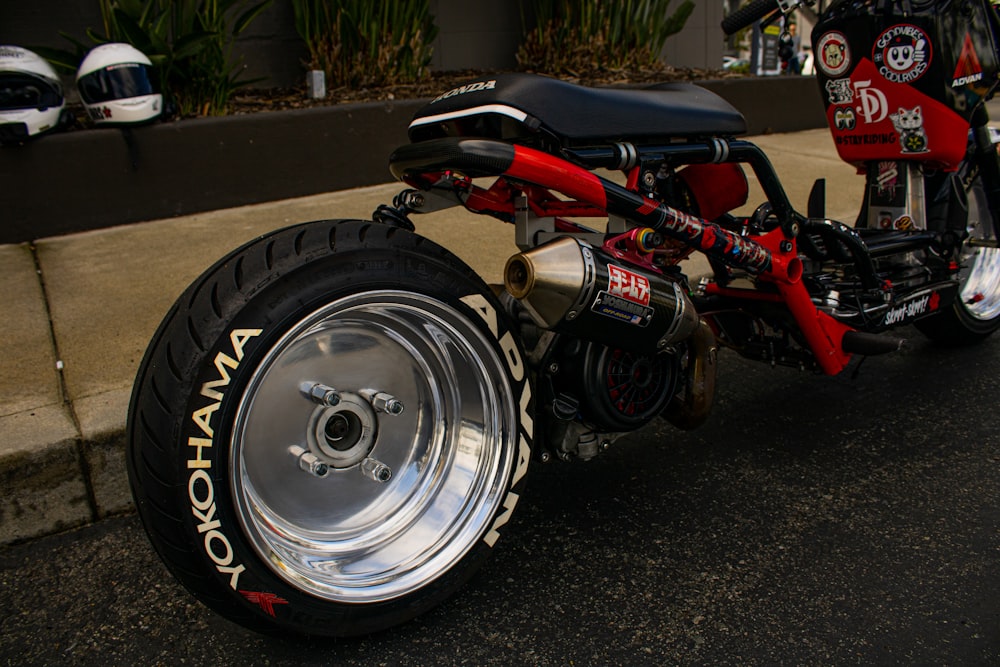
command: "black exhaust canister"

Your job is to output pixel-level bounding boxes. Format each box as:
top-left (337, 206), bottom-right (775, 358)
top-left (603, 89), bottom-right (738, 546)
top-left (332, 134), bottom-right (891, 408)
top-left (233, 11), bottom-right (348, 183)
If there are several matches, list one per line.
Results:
top-left (504, 236), bottom-right (698, 352)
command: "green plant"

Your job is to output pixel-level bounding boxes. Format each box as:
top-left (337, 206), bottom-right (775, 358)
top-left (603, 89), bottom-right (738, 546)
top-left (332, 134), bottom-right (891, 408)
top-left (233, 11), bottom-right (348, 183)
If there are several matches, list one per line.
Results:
top-left (107, 0), bottom-right (273, 116)
top-left (292, 0), bottom-right (438, 89)
top-left (517, 0), bottom-right (695, 75)
top-left (34, 0), bottom-right (271, 117)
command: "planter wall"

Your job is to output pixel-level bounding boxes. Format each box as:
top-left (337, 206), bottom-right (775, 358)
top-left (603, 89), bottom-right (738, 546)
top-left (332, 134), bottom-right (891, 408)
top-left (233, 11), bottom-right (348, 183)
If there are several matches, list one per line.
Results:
top-left (0, 77), bottom-right (826, 244)
top-left (1, 100), bottom-right (421, 244)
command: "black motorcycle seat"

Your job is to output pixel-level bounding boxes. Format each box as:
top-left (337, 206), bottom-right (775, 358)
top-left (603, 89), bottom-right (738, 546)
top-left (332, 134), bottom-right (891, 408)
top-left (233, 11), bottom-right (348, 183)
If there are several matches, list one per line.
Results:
top-left (408, 73), bottom-right (747, 144)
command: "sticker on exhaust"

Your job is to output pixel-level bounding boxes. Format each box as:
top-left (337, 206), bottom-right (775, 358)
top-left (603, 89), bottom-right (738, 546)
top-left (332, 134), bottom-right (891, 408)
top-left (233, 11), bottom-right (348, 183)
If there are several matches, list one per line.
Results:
top-left (592, 291), bottom-right (653, 326)
top-left (594, 264), bottom-right (654, 325)
top-left (607, 264), bottom-right (651, 306)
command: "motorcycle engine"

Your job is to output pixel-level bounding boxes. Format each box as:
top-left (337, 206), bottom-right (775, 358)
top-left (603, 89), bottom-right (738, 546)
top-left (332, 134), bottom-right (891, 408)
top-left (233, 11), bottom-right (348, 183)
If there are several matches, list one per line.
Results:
top-left (550, 339), bottom-right (680, 432)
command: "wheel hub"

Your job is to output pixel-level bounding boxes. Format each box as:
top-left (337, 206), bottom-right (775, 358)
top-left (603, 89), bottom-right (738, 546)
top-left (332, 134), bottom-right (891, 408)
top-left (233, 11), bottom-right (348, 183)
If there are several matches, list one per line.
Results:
top-left (230, 291), bottom-right (518, 604)
top-left (308, 393), bottom-right (377, 468)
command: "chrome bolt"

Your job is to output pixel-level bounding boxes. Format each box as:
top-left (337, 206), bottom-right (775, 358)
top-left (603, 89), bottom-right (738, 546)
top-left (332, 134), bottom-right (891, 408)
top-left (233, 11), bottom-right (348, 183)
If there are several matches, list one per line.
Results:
top-left (302, 382), bottom-right (340, 407)
top-left (360, 457), bottom-right (392, 483)
top-left (289, 445), bottom-right (329, 478)
top-left (405, 192), bottom-right (425, 209)
top-left (547, 362), bottom-right (559, 374)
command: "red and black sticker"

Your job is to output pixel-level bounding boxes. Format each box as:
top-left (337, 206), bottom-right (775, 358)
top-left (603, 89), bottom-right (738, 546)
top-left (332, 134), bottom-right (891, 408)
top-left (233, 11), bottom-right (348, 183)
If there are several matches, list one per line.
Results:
top-left (817, 31), bottom-right (851, 77)
top-left (593, 264), bottom-right (654, 326)
top-left (873, 25), bottom-right (931, 84)
top-left (952, 32), bottom-right (985, 87)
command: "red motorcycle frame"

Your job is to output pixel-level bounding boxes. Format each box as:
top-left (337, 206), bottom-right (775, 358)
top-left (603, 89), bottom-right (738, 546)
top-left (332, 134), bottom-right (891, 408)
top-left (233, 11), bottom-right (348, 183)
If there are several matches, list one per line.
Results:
top-left (389, 132), bottom-right (854, 375)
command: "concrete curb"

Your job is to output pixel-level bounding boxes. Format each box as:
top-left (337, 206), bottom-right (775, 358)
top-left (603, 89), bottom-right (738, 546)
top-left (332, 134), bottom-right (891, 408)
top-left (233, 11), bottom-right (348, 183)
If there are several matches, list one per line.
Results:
top-left (0, 348), bottom-right (135, 545)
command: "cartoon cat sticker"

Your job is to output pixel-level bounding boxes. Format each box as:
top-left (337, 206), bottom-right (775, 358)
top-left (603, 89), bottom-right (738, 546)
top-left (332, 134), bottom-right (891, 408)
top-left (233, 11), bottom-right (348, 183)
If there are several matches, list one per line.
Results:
top-left (890, 106), bottom-right (929, 153)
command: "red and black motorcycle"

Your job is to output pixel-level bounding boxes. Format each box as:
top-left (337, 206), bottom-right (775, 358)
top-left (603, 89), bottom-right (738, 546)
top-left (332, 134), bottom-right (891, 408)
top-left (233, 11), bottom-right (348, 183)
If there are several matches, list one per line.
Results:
top-left (127, 0), bottom-right (1000, 637)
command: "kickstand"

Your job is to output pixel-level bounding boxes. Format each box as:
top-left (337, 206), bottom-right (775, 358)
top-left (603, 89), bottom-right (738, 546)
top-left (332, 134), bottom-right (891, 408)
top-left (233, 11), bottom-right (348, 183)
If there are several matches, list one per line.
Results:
top-left (850, 355), bottom-right (868, 380)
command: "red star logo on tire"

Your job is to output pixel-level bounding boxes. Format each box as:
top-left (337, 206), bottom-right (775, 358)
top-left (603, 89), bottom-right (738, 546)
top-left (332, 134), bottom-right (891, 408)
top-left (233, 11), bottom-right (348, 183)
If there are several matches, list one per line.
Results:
top-left (240, 590), bottom-right (289, 617)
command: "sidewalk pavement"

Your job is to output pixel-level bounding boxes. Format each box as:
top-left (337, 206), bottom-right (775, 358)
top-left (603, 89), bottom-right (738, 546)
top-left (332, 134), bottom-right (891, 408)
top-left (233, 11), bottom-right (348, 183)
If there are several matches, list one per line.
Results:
top-left (0, 128), bottom-right (863, 544)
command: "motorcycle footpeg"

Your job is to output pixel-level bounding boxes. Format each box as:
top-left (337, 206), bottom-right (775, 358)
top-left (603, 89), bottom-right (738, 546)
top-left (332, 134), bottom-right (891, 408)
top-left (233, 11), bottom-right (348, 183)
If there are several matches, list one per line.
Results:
top-left (841, 331), bottom-right (906, 356)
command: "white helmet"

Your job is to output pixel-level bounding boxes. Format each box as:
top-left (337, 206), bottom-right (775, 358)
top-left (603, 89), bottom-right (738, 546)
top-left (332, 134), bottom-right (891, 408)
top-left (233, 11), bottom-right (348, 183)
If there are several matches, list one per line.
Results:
top-left (0, 45), bottom-right (65, 141)
top-left (76, 43), bottom-right (162, 125)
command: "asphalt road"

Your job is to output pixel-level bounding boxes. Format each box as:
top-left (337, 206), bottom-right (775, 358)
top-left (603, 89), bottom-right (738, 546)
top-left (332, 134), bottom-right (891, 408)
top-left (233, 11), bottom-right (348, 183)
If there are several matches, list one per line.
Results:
top-left (2, 326), bottom-right (999, 666)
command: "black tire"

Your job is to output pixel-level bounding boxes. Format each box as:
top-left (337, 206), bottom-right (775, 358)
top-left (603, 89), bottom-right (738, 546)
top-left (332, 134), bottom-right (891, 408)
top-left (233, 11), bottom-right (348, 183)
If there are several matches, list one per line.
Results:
top-left (126, 219), bottom-right (533, 637)
top-left (917, 177), bottom-right (1000, 345)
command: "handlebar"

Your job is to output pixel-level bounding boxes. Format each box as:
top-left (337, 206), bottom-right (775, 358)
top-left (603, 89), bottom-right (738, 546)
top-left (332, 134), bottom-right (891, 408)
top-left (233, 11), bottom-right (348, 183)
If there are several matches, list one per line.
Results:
top-left (720, 0), bottom-right (781, 35)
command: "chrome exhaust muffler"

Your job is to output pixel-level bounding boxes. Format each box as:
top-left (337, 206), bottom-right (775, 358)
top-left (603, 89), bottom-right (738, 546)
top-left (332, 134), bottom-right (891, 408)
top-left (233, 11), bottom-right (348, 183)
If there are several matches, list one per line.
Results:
top-left (504, 236), bottom-right (699, 352)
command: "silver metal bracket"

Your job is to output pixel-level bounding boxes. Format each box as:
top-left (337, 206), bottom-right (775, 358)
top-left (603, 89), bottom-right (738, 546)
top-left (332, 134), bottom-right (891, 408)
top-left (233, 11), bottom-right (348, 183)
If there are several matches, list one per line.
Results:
top-left (514, 194), bottom-right (556, 250)
top-left (394, 188), bottom-right (460, 215)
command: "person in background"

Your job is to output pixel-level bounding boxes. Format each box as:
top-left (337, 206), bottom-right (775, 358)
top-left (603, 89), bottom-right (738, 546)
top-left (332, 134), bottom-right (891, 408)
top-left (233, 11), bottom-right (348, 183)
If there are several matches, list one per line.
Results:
top-left (779, 22), bottom-right (802, 75)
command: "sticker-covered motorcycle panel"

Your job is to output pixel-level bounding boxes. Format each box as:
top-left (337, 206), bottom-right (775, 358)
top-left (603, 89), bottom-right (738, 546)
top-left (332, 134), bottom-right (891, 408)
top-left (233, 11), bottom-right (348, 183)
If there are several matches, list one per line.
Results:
top-left (823, 57), bottom-right (968, 168)
top-left (812, 2), bottom-right (1000, 169)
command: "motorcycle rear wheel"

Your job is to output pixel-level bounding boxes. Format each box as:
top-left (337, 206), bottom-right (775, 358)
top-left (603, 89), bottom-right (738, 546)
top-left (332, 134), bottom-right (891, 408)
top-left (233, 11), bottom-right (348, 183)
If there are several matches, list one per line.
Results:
top-left (917, 177), bottom-right (1000, 344)
top-left (127, 219), bottom-right (532, 637)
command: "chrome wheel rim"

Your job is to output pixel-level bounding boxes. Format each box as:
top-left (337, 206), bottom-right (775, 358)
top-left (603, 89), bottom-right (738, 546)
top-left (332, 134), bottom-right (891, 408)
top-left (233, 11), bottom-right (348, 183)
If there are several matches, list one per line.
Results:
top-left (230, 290), bottom-right (517, 603)
top-left (960, 180), bottom-right (1000, 321)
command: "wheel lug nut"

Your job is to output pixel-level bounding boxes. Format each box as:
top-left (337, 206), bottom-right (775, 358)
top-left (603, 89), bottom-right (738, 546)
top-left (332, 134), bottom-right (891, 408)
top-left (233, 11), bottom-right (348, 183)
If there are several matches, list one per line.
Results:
top-left (370, 392), bottom-right (404, 415)
top-left (289, 445), bottom-right (329, 478)
top-left (360, 457), bottom-right (392, 483)
top-left (302, 382), bottom-right (340, 406)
